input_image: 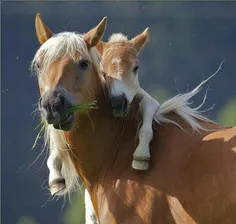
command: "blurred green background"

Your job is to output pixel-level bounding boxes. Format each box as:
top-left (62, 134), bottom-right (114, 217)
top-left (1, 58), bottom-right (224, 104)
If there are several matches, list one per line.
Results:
top-left (2, 1), bottom-right (236, 223)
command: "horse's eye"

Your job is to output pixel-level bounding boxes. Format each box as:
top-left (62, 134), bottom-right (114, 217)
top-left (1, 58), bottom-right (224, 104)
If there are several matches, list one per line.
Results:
top-left (78, 59), bottom-right (89, 70)
top-left (133, 65), bottom-right (139, 74)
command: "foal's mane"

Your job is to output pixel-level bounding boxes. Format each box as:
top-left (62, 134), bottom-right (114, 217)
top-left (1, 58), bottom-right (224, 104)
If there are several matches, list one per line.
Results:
top-left (32, 31), bottom-right (221, 198)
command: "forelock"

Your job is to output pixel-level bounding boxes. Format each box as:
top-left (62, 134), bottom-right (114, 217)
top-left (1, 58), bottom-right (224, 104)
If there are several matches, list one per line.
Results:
top-left (108, 33), bottom-right (128, 43)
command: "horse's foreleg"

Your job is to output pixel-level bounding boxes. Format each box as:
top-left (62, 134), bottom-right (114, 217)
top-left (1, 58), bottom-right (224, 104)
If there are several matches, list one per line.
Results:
top-left (85, 189), bottom-right (98, 224)
top-left (132, 95), bottom-right (160, 170)
top-left (47, 149), bottom-right (66, 195)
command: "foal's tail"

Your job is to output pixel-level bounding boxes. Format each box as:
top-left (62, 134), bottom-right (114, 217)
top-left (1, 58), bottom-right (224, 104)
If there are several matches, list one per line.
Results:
top-left (154, 61), bottom-right (224, 132)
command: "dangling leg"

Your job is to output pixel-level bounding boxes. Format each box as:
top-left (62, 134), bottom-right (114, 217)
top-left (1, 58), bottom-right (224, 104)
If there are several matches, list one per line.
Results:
top-left (47, 149), bottom-right (66, 195)
top-left (85, 189), bottom-right (98, 224)
top-left (132, 94), bottom-right (160, 170)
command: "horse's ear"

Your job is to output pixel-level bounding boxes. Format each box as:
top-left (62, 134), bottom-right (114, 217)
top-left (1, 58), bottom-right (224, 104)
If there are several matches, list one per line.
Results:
top-left (96, 41), bottom-right (104, 55)
top-left (35, 13), bottom-right (53, 44)
top-left (84, 17), bottom-right (107, 49)
top-left (130, 27), bottom-right (149, 53)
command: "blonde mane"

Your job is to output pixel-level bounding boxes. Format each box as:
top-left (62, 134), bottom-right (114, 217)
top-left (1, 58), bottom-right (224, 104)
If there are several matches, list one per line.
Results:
top-left (31, 32), bottom-right (101, 78)
top-left (32, 30), bottom-right (223, 198)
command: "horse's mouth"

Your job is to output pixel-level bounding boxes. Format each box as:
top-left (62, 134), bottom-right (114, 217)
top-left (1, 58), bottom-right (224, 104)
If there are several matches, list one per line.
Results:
top-left (112, 109), bottom-right (128, 118)
top-left (53, 113), bottom-right (74, 131)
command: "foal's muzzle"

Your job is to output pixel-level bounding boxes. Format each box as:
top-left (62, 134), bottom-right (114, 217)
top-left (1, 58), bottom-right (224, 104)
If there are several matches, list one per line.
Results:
top-left (110, 93), bottom-right (129, 117)
top-left (39, 89), bottom-right (74, 131)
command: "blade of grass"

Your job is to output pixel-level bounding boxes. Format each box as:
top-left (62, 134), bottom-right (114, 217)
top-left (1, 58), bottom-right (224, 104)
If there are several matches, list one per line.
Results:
top-left (32, 120), bottom-right (47, 149)
top-left (32, 101), bottom-right (98, 148)
top-left (62, 101), bottom-right (99, 120)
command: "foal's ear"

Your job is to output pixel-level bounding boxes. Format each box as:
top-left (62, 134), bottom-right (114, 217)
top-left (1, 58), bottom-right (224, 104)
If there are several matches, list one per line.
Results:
top-left (84, 17), bottom-right (107, 49)
top-left (130, 27), bottom-right (149, 53)
top-left (96, 41), bottom-right (108, 55)
top-left (35, 13), bottom-right (53, 44)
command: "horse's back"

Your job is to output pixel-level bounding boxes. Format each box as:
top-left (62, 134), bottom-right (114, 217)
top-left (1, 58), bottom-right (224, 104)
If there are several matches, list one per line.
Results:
top-left (102, 121), bottom-right (236, 223)
top-left (146, 124), bottom-right (236, 223)
top-left (178, 126), bottom-right (236, 223)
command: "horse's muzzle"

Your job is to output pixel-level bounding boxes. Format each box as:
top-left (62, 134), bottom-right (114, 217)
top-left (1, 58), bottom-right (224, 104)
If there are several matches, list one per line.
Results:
top-left (39, 89), bottom-right (74, 131)
top-left (110, 93), bottom-right (129, 117)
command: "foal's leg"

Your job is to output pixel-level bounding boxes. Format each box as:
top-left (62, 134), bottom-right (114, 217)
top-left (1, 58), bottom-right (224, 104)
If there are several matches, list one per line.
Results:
top-left (85, 189), bottom-right (98, 224)
top-left (132, 94), bottom-right (160, 170)
top-left (47, 149), bottom-right (66, 195)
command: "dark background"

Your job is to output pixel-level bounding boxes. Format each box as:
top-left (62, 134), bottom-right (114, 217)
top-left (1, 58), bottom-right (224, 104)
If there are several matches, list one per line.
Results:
top-left (2, 1), bottom-right (236, 224)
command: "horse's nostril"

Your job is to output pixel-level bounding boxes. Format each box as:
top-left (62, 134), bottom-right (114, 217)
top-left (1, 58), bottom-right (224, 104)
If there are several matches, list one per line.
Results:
top-left (59, 95), bottom-right (65, 108)
top-left (38, 97), bottom-right (43, 109)
top-left (39, 97), bottom-right (42, 106)
top-left (121, 93), bottom-right (128, 110)
top-left (53, 103), bottom-right (61, 112)
top-left (111, 97), bottom-right (120, 109)
top-left (52, 94), bottom-right (66, 114)
top-left (123, 97), bottom-right (128, 110)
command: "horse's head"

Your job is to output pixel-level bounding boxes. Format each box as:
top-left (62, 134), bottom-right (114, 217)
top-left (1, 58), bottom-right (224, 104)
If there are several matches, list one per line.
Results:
top-left (32, 14), bottom-right (106, 130)
top-left (99, 28), bottom-right (149, 117)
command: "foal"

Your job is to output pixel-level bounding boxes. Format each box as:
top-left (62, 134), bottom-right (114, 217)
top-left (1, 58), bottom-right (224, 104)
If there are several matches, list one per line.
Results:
top-left (85, 31), bottom-right (162, 223)
top-left (100, 29), bottom-right (160, 171)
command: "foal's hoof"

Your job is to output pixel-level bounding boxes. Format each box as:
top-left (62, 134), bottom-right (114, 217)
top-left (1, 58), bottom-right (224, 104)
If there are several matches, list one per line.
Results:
top-left (49, 178), bottom-right (66, 196)
top-left (132, 158), bottom-right (149, 171)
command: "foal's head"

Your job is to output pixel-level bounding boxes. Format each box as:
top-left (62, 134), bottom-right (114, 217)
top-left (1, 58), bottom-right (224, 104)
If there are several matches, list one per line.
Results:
top-left (32, 14), bottom-right (106, 130)
top-left (100, 28), bottom-right (149, 117)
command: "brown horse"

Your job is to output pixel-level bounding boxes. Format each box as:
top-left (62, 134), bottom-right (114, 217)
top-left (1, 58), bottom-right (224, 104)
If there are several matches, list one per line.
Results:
top-left (32, 14), bottom-right (236, 224)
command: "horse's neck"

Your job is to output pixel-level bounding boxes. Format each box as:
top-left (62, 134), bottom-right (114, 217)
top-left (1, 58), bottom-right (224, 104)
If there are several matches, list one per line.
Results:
top-left (66, 96), bottom-right (141, 188)
top-left (66, 96), bottom-right (222, 220)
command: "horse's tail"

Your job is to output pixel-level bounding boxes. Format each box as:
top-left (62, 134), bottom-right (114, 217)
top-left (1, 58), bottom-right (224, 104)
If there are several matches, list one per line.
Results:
top-left (154, 61), bottom-right (224, 132)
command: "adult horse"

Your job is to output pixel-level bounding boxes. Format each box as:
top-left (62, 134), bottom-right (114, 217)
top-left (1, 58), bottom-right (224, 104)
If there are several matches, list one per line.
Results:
top-left (32, 14), bottom-right (236, 223)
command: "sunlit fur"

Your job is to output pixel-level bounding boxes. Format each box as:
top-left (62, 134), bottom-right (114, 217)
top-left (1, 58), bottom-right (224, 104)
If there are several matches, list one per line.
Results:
top-left (85, 189), bottom-right (98, 224)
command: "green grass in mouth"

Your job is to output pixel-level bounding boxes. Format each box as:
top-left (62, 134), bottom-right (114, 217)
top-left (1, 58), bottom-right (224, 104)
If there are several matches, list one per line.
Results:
top-left (32, 101), bottom-right (98, 149)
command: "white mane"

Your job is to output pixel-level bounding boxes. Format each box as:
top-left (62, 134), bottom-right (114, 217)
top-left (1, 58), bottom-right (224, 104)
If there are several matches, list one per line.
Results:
top-left (31, 31), bottom-right (102, 198)
top-left (108, 33), bottom-right (128, 43)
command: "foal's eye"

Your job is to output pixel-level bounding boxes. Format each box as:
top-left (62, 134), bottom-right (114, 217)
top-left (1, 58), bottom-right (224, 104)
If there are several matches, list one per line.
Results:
top-left (133, 65), bottom-right (139, 74)
top-left (78, 59), bottom-right (89, 70)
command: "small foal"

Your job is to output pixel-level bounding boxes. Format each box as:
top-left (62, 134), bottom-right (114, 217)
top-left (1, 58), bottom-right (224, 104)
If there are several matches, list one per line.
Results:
top-left (100, 28), bottom-right (160, 171)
